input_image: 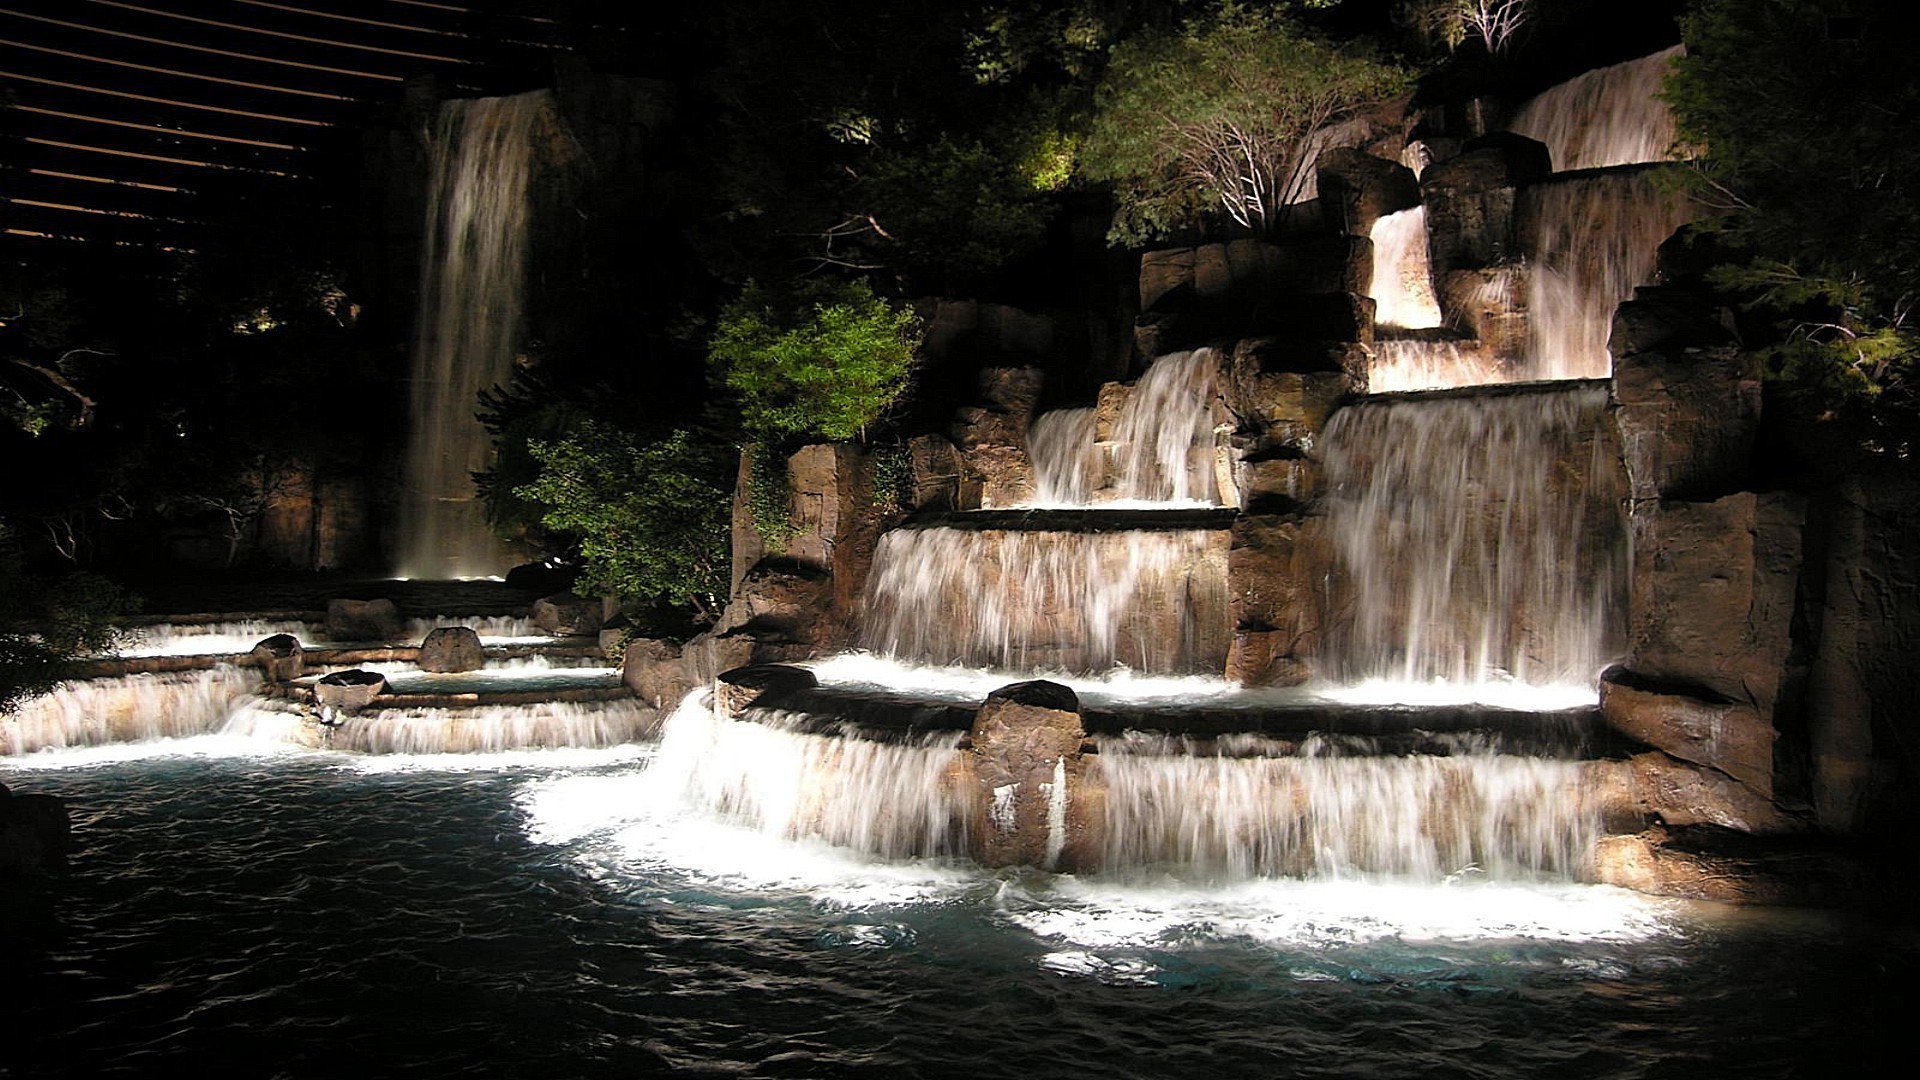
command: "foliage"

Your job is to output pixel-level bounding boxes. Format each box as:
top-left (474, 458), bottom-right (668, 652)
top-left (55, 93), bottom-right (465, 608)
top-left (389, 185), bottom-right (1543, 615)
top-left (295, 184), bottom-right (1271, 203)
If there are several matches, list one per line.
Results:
top-left (1079, 4), bottom-right (1412, 243)
top-left (516, 424), bottom-right (731, 615)
top-left (0, 520), bottom-right (132, 714)
top-left (869, 444), bottom-right (914, 510)
top-left (1400, 1), bottom-right (1531, 54)
top-left (1667, 0), bottom-right (1920, 443)
top-left (745, 447), bottom-right (797, 546)
top-left (708, 279), bottom-right (922, 443)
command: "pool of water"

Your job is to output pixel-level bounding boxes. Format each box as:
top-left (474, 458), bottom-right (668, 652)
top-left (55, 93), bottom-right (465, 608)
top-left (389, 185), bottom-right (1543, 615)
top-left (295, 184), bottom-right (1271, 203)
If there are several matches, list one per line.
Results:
top-left (3, 741), bottom-right (1911, 1079)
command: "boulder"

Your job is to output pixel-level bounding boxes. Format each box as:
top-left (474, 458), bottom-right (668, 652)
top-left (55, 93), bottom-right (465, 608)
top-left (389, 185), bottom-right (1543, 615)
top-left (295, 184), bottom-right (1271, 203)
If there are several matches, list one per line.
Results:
top-left (621, 637), bottom-right (688, 710)
top-left (718, 557), bottom-right (835, 644)
top-left (532, 593), bottom-right (603, 636)
top-left (1592, 827), bottom-right (1876, 906)
top-left (1612, 301), bottom-right (1759, 502)
top-left (326, 598), bottom-right (403, 643)
top-left (1421, 132), bottom-right (1550, 275)
top-left (417, 626), bottom-right (485, 673)
top-left (969, 681), bottom-right (1094, 871)
top-left (314, 669), bottom-right (386, 712)
top-left (249, 633), bottom-right (304, 682)
top-left (715, 664), bottom-right (819, 715)
top-left (1610, 751), bottom-right (1796, 835)
top-left (1315, 146), bottom-right (1422, 235)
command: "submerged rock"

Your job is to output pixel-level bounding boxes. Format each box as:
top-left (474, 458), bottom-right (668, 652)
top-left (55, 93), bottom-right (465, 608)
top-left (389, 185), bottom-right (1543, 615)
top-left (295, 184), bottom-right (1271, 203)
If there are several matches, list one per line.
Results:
top-left (314, 669), bottom-right (387, 712)
top-left (250, 633), bottom-right (305, 682)
top-left (969, 681), bottom-right (1096, 872)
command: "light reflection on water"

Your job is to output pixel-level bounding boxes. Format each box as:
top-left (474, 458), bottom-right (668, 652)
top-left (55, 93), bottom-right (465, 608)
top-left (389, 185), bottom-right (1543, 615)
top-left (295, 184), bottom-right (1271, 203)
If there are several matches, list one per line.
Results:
top-left (4, 743), bottom-right (1911, 1079)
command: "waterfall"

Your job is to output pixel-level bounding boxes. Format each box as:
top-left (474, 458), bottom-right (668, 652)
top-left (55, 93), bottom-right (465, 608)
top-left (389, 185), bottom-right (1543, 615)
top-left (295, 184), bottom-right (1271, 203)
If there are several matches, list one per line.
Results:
top-left (1509, 45), bottom-right (1687, 171)
top-left (1023, 349), bottom-right (1227, 508)
top-left (2, 666), bottom-right (263, 755)
top-left (638, 695), bottom-right (971, 860)
top-left (396, 91), bottom-right (550, 580)
top-left (220, 697), bottom-right (658, 754)
top-left (1367, 339), bottom-right (1509, 395)
top-left (860, 526), bottom-right (1231, 675)
top-left (1521, 169), bottom-right (1694, 381)
top-left (1096, 733), bottom-right (1597, 881)
top-left (1368, 208), bottom-right (1444, 330)
top-left (1320, 383), bottom-right (1625, 690)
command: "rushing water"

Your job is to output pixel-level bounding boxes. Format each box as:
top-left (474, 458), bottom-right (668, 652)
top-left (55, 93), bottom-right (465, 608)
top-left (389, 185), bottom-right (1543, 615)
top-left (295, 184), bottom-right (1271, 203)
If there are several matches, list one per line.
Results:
top-left (1508, 46), bottom-right (1688, 172)
top-left (1023, 350), bottom-right (1227, 509)
top-left (1367, 208), bottom-right (1444, 330)
top-left (4, 742), bottom-right (1911, 1079)
top-left (397, 91), bottom-right (551, 581)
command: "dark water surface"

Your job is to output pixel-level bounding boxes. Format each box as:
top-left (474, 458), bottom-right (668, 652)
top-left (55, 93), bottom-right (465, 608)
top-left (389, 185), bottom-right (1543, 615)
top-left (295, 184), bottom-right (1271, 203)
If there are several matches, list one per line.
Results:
top-left (4, 745), bottom-right (1911, 1079)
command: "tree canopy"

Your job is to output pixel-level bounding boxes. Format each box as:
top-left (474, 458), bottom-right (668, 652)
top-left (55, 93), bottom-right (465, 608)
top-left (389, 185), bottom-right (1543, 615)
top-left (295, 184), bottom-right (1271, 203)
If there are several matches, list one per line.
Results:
top-left (1079, 4), bottom-right (1412, 244)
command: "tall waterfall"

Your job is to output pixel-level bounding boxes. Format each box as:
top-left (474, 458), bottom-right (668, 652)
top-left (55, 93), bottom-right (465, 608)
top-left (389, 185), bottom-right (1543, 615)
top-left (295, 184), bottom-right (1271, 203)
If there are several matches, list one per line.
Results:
top-left (1024, 349), bottom-right (1227, 508)
top-left (396, 92), bottom-right (550, 580)
top-left (1509, 45), bottom-right (1687, 171)
top-left (861, 526), bottom-right (1231, 675)
top-left (1320, 383), bottom-right (1626, 690)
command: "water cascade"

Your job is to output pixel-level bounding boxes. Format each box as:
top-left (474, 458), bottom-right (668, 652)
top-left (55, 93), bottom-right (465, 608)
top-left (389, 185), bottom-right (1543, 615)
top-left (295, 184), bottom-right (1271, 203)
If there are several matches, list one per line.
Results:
top-left (1023, 349), bottom-right (1229, 508)
top-left (396, 91), bottom-right (551, 580)
top-left (0, 666), bottom-right (263, 755)
top-left (1509, 46), bottom-right (1687, 172)
top-left (1320, 383), bottom-right (1625, 690)
top-left (1367, 207), bottom-right (1444, 330)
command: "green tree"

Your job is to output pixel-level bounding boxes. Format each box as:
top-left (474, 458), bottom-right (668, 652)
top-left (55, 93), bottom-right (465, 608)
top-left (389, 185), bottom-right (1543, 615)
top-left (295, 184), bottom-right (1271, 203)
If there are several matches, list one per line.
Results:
top-left (1667, 0), bottom-right (1920, 442)
top-left (708, 279), bottom-right (923, 443)
top-left (1079, 5), bottom-right (1412, 244)
top-left (1, 520), bottom-right (130, 714)
top-left (515, 424), bottom-right (731, 617)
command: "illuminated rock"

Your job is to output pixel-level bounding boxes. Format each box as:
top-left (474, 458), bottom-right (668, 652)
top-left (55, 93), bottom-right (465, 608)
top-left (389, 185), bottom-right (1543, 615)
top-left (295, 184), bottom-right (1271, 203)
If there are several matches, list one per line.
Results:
top-left (417, 626), bottom-right (485, 673)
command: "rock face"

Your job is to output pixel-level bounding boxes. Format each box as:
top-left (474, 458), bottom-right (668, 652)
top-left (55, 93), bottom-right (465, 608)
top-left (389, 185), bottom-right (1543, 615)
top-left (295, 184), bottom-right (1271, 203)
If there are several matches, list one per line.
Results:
top-left (715, 664), bottom-right (818, 715)
top-left (0, 783), bottom-right (74, 876)
top-left (326, 598), bottom-right (402, 643)
top-left (968, 681), bottom-right (1095, 871)
top-left (315, 669), bottom-right (387, 712)
top-left (1627, 492), bottom-right (1804, 715)
top-left (1420, 131), bottom-right (1551, 277)
top-left (417, 626), bottom-right (485, 673)
top-left (1611, 293), bottom-right (1758, 502)
top-left (1136, 240), bottom-right (1374, 359)
top-left (1601, 672), bottom-right (1774, 798)
top-left (1316, 145), bottom-right (1421, 235)
top-left (1591, 827), bottom-right (1875, 906)
top-left (249, 633), bottom-right (304, 682)
top-left (621, 637), bottom-right (688, 710)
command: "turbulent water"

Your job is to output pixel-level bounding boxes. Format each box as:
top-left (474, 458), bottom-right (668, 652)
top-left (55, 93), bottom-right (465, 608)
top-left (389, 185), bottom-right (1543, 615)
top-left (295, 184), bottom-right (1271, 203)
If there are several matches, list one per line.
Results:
top-left (1367, 208), bottom-right (1444, 330)
top-left (4, 743), bottom-right (1910, 1079)
top-left (1509, 46), bottom-right (1688, 172)
top-left (1024, 350), bottom-right (1227, 508)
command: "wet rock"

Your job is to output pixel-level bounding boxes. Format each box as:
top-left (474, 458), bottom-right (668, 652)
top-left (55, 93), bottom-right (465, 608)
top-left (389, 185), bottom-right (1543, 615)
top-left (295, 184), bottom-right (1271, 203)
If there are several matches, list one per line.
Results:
top-left (326, 598), bottom-right (403, 643)
top-left (969, 681), bottom-right (1093, 871)
top-left (1227, 628), bottom-right (1313, 687)
top-left (1421, 132), bottom-right (1550, 274)
top-left (1617, 751), bottom-right (1797, 834)
top-left (417, 626), bottom-right (485, 673)
top-left (314, 669), bottom-right (386, 712)
top-left (0, 783), bottom-right (74, 876)
top-left (719, 558), bottom-right (834, 644)
top-left (621, 637), bottom-right (686, 710)
top-left (532, 593), bottom-right (603, 636)
top-left (907, 434), bottom-right (974, 512)
top-left (249, 633), bottom-right (304, 682)
top-left (1601, 671), bottom-right (1774, 797)
top-left (1228, 513), bottom-right (1328, 666)
top-left (1438, 267), bottom-right (1529, 364)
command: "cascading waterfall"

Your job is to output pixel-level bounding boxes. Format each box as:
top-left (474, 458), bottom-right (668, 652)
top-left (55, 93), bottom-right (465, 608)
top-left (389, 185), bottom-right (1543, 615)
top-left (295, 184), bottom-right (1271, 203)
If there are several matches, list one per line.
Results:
top-left (1522, 169), bottom-right (1694, 381)
top-left (221, 697), bottom-right (657, 754)
top-left (1023, 349), bottom-right (1227, 508)
top-left (1319, 383), bottom-right (1626, 690)
top-left (1367, 207), bottom-right (1444, 330)
top-left (1367, 339), bottom-right (1507, 395)
top-left (1509, 46), bottom-right (1687, 172)
top-left (396, 91), bottom-right (551, 580)
top-left (1096, 733), bottom-right (1597, 881)
top-left (2, 666), bottom-right (263, 755)
top-left (638, 694), bottom-right (971, 860)
top-left (860, 526), bottom-right (1230, 675)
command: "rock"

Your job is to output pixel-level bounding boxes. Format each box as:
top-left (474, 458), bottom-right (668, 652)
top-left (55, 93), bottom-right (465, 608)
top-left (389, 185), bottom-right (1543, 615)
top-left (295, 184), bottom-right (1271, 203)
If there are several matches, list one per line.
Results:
top-left (621, 637), bottom-right (688, 710)
top-left (1592, 827), bottom-right (1877, 906)
top-left (1421, 132), bottom-right (1550, 274)
top-left (1228, 513), bottom-right (1329, 664)
top-left (1601, 671), bottom-right (1774, 797)
top-left (504, 560), bottom-right (577, 594)
top-left (718, 557), bottom-right (834, 643)
top-left (1627, 492), bottom-right (1805, 714)
top-left (532, 593), bottom-right (603, 636)
top-left (314, 669), bottom-right (386, 712)
top-left (1612, 303), bottom-right (1760, 501)
top-left (907, 434), bottom-right (975, 512)
top-left (1438, 267), bottom-right (1529, 364)
top-left (417, 626), bottom-right (485, 673)
top-left (1227, 628), bottom-right (1313, 687)
top-left (249, 633), bottom-right (304, 682)
top-left (1619, 751), bottom-right (1797, 834)
top-left (0, 784), bottom-right (74, 876)
top-left (715, 664), bottom-right (819, 715)
top-left (969, 681), bottom-right (1094, 871)
top-left (326, 598), bottom-right (403, 643)
top-left (1315, 146), bottom-right (1421, 235)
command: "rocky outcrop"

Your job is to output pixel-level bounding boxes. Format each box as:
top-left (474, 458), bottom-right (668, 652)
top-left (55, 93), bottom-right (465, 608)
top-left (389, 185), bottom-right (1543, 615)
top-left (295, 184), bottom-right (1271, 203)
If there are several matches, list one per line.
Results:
top-left (1420, 131), bottom-right (1551, 278)
top-left (1592, 827), bottom-right (1876, 906)
top-left (950, 366), bottom-right (1045, 507)
top-left (1136, 239), bottom-right (1374, 359)
top-left (326, 598), bottom-right (402, 643)
top-left (1316, 146), bottom-right (1421, 236)
top-left (1601, 671), bottom-right (1774, 798)
top-left (967, 681), bottom-right (1096, 872)
top-left (621, 637), bottom-right (688, 710)
top-left (1226, 514), bottom-right (1328, 686)
top-left (417, 626), bottom-right (485, 673)
top-left (1611, 291), bottom-right (1757, 502)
